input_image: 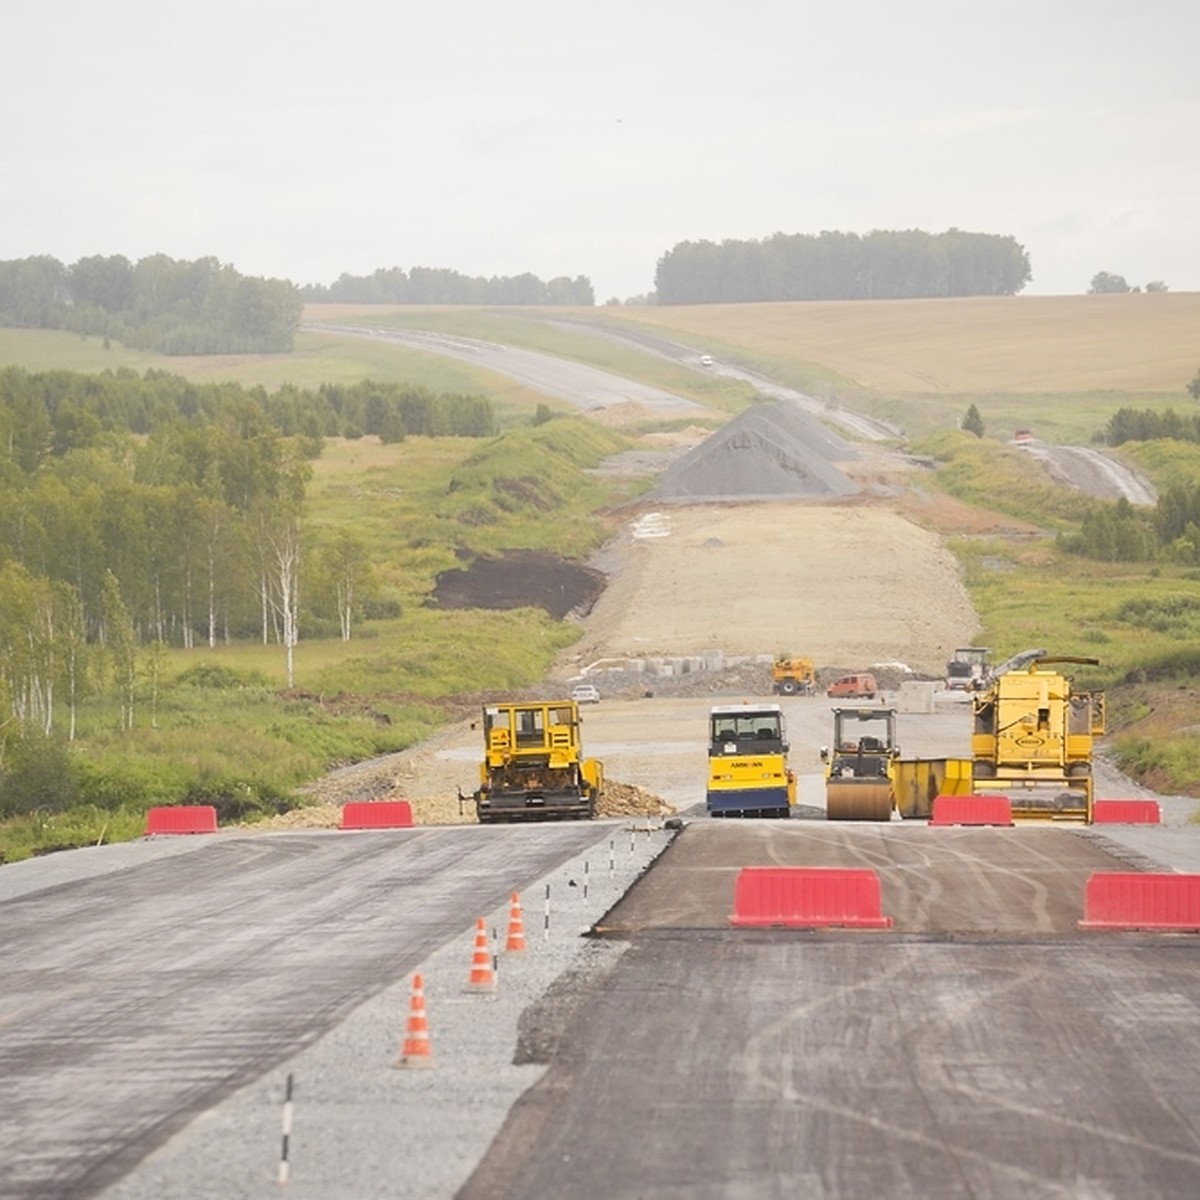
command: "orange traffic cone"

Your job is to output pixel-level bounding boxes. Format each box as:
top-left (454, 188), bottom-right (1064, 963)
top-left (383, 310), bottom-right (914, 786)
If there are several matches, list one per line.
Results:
top-left (505, 891), bottom-right (527, 953)
top-left (465, 917), bottom-right (497, 992)
top-left (396, 973), bottom-right (434, 1068)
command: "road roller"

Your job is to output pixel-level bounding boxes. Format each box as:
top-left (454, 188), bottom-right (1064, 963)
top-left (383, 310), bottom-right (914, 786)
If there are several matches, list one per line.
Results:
top-left (706, 703), bottom-right (796, 818)
top-left (821, 707), bottom-right (898, 821)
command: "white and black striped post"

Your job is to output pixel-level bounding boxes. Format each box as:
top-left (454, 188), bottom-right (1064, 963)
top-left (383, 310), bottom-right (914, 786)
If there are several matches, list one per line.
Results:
top-left (543, 882), bottom-right (551, 941)
top-left (277, 1072), bottom-right (294, 1186)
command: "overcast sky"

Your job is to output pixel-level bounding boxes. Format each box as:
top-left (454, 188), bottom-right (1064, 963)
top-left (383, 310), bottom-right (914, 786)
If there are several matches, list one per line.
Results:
top-left (3, 0), bottom-right (1196, 301)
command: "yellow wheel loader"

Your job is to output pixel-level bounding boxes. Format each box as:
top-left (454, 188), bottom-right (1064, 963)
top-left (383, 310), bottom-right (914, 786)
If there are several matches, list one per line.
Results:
top-left (469, 700), bottom-right (603, 823)
top-left (771, 656), bottom-right (816, 696)
top-left (822, 707), bottom-right (898, 821)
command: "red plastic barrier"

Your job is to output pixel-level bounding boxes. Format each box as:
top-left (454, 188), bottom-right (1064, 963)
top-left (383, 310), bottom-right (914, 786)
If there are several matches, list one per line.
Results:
top-left (341, 800), bottom-right (414, 830)
top-left (729, 867), bottom-right (892, 929)
top-left (1092, 800), bottom-right (1161, 825)
top-left (144, 805), bottom-right (218, 836)
top-left (929, 794), bottom-right (1013, 827)
top-left (1080, 872), bottom-right (1200, 931)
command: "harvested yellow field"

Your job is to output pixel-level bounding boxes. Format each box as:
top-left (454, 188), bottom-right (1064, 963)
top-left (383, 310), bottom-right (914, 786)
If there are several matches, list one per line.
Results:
top-left (611, 292), bottom-right (1200, 394)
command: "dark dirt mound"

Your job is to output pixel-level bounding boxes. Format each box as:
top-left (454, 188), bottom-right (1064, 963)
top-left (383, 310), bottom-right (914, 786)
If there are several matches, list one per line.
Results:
top-left (432, 550), bottom-right (606, 619)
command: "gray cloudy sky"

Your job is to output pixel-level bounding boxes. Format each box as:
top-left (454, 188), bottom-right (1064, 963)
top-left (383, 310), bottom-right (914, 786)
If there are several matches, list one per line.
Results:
top-left (3, 0), bottom-right (1196, 301)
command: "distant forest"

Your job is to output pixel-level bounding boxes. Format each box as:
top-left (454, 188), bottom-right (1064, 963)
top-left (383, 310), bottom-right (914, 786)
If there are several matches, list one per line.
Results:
top-left (301, 267), bottom-right (595, 306)
top-left (0, 230), bottom-right (1034, 359)
top-left (654, 229), bottom-right (1032, 304)
top-left (0, 254), bottom-right (302, 354)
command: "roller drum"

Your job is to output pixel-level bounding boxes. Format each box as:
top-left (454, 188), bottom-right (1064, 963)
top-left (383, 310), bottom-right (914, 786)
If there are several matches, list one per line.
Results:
top-left (826, 780), bottom-right (893, 822)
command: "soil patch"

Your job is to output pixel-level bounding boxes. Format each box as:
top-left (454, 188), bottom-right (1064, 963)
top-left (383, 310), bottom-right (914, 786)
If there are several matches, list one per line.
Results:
top-left (432, 550), bottom-right (606, 619)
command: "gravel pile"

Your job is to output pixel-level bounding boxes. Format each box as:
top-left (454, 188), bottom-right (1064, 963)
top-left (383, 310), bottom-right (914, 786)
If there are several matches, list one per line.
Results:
top-left (648, 399), bottom-right (860, 501)
top-left (99, 826), bottom-right (674, 1200)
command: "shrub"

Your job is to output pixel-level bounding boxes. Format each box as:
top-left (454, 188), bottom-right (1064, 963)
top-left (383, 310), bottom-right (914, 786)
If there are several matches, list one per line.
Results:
top-left (0, 736), bottom-right (78, 819)
top-left (175, 663), bottom-right (271, 689)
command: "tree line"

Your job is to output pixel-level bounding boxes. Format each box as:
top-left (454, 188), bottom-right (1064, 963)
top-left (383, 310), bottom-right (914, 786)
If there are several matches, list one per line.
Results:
top-left (0, 365), bottom-right (496, 456)
top-left (654, 228), bottom-right (1032, 304)
top-left (1061, 488), bottom-right (1200, 565)
top-left (301, 266), bottom-right (595, 306)
top-left (0, 253), bottom-right (303, 354)
top-left (0, 366), bottom-right (499, 738)
top-left (1105, 407), bottom-right (1200, 447)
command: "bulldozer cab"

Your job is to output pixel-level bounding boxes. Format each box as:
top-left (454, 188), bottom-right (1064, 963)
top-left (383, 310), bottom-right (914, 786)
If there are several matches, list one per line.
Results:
top-left (475, 700), bottom-right (601, 823)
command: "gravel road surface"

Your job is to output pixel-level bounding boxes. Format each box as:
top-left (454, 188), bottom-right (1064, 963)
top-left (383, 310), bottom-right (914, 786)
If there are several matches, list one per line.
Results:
top-left (305, 323), bottom-right (703, 418)
top-left (1019, 441), bottom-right (1157, 505)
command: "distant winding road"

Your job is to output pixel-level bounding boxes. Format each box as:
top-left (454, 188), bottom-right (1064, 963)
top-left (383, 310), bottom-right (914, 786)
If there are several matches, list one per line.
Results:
top-left (1019, 441), bottom-right (1157, 505)
top-left (309, 318), bottom-right (1158, 505)
top-left (305, 323), bottom-right (704, 418)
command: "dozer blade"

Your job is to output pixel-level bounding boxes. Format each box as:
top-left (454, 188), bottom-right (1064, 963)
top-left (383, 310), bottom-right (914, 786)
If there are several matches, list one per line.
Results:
top-left (826, 781), bottom-right (893, 822)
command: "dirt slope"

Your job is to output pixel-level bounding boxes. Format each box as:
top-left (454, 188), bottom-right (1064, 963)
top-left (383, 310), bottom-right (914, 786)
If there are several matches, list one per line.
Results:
top-left (560, 501), bottom-right (978, 675)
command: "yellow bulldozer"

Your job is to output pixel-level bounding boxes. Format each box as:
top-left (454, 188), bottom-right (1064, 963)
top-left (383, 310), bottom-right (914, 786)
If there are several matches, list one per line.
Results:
top-left (970, 651), bottom-right (1105, 821)
top-left (468, 699), bottom-right (603, 823)
top-left (771, 656), bottom-right (816, 696)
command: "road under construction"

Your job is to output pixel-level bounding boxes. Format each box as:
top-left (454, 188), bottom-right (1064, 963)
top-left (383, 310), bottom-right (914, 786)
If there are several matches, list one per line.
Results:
top-left (4, 801), bottom-right (1200, 1200)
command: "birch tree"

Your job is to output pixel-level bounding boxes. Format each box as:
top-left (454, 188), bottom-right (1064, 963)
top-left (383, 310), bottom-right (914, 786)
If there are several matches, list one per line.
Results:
top-left (324, 532), bottom-right (369, 641)
top-left (101, 570), bottom-right (137, 731)
top-left (263, 516), bottom-right (301, 687)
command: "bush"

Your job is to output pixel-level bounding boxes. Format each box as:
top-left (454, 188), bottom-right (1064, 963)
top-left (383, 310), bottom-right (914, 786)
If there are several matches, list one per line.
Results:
top-left (179, 779), bottom-right (295, 823)
top-left (0, 736), bottom-right (78, 818)
top-left (175, 663), bottom-right (272, 689)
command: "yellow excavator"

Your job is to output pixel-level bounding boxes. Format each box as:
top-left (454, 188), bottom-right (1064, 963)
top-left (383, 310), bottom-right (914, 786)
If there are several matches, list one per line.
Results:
top-left (822, 707), bottom-right (899, 821)
top-left (468, 699), bottom-right (603, 823)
